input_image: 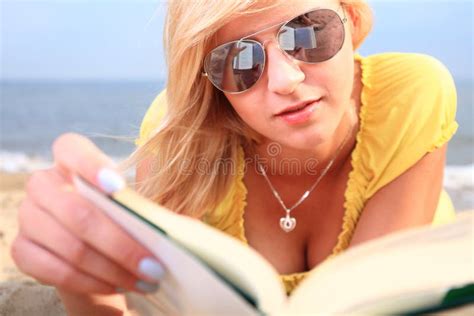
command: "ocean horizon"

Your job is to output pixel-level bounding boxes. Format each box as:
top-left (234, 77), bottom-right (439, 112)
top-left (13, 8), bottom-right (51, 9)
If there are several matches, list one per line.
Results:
top-left (1, 79), bottom-right (472, 209)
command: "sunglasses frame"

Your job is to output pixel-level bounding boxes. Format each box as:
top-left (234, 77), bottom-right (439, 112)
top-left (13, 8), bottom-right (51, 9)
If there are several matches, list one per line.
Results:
top-left (202, 6), bottom-right (348, 94)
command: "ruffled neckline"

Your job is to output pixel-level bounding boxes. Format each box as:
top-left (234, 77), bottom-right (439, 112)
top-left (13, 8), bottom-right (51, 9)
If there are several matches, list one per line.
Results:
top-left (232, 53), bottom-right (371, 275)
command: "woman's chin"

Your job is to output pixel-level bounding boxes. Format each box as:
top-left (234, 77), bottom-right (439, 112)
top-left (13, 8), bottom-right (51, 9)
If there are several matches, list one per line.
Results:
top-left (270, 133), bottom-right (328, 153)
top-left (255, 123), bottom-right (335, 153)
top-left (290, 127), bottom-right (331, 148)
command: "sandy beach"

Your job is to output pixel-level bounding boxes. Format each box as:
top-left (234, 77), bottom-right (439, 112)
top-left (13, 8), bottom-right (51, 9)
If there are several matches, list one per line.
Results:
top-left (1, 171), bottom-right (473, 315)
top-left (0, 172), bottom-right (66, 316)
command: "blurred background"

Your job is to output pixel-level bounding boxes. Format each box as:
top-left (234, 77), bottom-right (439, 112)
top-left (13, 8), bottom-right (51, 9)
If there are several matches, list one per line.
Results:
top-left (1, 0), bottom-right (473, 209)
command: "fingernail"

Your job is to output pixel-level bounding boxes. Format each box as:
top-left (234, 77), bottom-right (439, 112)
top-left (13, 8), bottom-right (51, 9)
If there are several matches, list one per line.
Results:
top-left (135, 280), bottom-right (159, 293)
top-left (97, 168), bottom-right (125, 193)
top-left (138, 257), bottom-right (165, 282)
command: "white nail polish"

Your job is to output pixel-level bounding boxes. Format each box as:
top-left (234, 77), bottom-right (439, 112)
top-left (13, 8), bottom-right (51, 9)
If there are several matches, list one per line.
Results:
top-left (138, 257), bottom-right (166, 282)
top-left (97, 168), bottom-right (125, 193)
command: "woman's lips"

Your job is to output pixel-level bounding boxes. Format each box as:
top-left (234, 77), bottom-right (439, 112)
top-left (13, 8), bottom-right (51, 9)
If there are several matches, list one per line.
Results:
top-left (276, 99), bottom-right (321, 125)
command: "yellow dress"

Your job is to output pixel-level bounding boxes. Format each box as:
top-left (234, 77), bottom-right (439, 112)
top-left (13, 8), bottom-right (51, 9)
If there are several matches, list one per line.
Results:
top-left (135, 52), bottom-right (459, 294)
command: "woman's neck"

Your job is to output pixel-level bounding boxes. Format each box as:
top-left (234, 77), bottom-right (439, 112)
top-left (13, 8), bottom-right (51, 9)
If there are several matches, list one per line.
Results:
top-left (251, 110), bottom-right (358, 181)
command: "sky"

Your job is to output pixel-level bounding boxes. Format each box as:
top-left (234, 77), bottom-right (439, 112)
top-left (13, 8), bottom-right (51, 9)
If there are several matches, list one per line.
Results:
top-left (1, 0), bottom-right (473, 81)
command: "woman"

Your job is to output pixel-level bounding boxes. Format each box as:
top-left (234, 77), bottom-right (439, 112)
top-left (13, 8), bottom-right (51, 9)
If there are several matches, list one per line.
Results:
top-left (11, 0), bottom-right (458, 314)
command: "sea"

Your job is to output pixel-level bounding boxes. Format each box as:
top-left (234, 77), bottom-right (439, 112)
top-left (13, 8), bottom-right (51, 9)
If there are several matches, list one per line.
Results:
top-left (0, 80), bottom-right (472, 210)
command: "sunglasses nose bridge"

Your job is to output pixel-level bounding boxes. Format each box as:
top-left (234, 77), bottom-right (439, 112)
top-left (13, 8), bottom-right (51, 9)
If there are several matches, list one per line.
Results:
top-left (264, 39), bottom-right (302, 68)
top-left (261, 37), bottom-right (292, 64)
top-left (261, 37), bottom-right (275, 49)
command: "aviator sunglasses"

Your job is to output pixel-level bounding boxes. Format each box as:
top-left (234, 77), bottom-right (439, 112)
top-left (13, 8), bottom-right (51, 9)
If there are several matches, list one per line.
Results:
top-left (202, 7), bottom-right (347, 94)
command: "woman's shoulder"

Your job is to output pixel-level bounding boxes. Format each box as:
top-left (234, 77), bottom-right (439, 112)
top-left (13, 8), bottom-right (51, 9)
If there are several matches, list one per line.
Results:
top-left (360, 51), bottom-right (452, 76)
top-left (358, 51), bottom-right (457, 133)
top-left (358, 51), bottom-right (456, 100)
top-left (354, 52), bottom-right (458, 198)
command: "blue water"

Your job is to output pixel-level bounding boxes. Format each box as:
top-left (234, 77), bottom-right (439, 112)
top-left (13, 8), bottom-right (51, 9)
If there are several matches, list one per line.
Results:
top-left (0, 80), bottom-right (164, 158)
top-left (0, 79), bottom-right (473, 164)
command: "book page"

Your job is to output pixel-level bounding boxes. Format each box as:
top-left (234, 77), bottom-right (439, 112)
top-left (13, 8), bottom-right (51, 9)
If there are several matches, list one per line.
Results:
top-left (284, 212), bottom-right (474, 314)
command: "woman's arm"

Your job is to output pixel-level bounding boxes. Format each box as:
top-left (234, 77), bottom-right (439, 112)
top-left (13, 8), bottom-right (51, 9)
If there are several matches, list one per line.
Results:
top-left (350, 143), bottom-right (447, 246)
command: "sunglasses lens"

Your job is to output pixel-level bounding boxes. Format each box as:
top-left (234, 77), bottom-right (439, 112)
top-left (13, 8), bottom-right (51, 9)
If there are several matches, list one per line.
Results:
top-left (204, 9), bottom-right (344, 93)
top-left (205, 40), bottom-right (265, 93)
top-left (279, 9), bottom-right (345, 63)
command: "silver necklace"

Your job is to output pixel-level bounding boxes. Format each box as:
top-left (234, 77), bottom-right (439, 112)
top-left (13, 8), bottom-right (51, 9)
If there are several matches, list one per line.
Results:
top-left (257, 125), bottom-right (354, 233)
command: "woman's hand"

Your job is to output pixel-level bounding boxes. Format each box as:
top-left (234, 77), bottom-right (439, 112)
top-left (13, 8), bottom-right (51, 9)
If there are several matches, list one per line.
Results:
top-left (10, 133), bottom-right (165, 304)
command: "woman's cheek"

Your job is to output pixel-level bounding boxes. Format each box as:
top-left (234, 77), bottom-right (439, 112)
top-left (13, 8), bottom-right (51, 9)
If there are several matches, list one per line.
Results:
top-left (227, 98), bottom-right (264, 131)
top-left (326, 62), bottom-right (354, 103)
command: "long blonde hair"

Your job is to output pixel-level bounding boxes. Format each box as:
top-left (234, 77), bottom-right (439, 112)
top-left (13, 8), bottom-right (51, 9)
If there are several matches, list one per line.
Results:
top-left (122, 0), bottom-right (374, 218)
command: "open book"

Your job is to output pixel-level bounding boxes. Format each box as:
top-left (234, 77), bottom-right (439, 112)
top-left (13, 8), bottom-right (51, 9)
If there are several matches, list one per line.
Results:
top-left (73, 176), bottom-right (474, 315)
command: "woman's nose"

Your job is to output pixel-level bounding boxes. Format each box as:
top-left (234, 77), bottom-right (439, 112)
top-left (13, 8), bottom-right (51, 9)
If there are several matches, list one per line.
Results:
top-left (265, 41), bottom-right (305, 95)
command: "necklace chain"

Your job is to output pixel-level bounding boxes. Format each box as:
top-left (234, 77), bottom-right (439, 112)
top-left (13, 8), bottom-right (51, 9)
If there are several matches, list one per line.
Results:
top-left (257, 124), bottom-right (355, 232)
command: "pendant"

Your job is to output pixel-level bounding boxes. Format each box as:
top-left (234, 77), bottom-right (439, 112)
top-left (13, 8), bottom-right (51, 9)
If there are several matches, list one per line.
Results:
top-left (280, 214), bottom-right (296, 232)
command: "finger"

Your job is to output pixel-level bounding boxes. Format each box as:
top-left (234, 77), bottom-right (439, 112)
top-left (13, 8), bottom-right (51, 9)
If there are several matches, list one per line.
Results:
top-left (18, 198), bottom-right (146, 293)
top-left (11, 235), bottom-right (115, 295)
top-left (27, 169), bottom-right (165, 284)
top-left (52, 133), bottom-right (124, 193)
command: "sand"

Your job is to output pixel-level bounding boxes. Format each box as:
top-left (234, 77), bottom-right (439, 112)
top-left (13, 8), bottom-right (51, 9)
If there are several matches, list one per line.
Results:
top-left (0, 172), bottom-right (66, 315)
top-left (1, 171), bottom-right (473, 315)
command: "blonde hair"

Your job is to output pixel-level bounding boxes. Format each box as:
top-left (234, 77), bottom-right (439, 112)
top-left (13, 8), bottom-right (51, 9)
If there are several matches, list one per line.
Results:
top-left (341, 0), bottom-right (374, 50)
top-left (122, 0), bottom-right (374, 218)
